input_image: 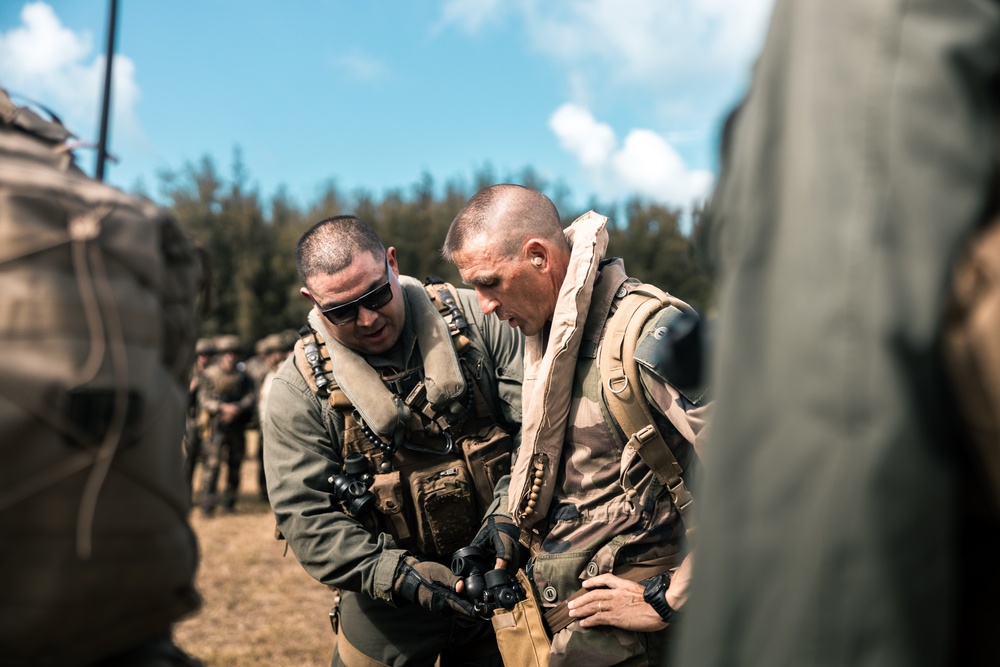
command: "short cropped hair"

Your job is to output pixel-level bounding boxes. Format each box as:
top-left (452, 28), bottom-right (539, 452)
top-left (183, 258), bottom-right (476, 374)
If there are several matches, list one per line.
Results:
top-left (296, 215), bottom-right (385, 286)
top-left (443, 184), bottom-right (565, 261)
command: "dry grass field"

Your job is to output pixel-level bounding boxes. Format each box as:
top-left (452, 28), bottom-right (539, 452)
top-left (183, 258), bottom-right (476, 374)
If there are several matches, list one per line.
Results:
top-left (173, 432), bottom-right (336, 666)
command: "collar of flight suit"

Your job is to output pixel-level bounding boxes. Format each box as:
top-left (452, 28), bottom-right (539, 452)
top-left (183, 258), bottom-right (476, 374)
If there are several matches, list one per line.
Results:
top-left (508, 210), bottom-right (610, 535)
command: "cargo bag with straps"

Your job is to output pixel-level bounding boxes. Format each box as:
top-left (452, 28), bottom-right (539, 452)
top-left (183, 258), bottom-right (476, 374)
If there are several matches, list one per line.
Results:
top-left (0, 88), bottom-right (203, 666)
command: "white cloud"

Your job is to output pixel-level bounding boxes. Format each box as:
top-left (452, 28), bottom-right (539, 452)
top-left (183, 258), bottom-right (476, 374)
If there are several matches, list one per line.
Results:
top-left (335, 53), bottom-right (387, 82)
top-left (1, 1), bottom-right (90, 75)
top-left (440, 0), bottom-right (774, 93)
top-left (530, 0), bottom-right (773, 87)
top-left (436, 0), bottom-right (506, 34)
top-left (549, 103), bottom-right (615, 168)
top-left (549, 103), bottom-right (713, 208)
top-left (0, 1), bottom-right (143, 148)
top-left (612, 129), bottom-right (714, 205)
top-left (441, 0), bottom-right (771, 208)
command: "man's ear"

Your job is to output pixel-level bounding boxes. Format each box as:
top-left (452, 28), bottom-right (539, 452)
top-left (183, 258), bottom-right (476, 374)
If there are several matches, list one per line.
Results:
top-left (524, 239), bottom-right (548, 270)
top-left (300, 287), bottom-right (316, 304)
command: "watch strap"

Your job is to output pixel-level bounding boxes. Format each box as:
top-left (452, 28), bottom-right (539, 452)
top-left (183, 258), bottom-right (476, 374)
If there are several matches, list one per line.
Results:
top-left (643, 573), bottom-right (677, 623)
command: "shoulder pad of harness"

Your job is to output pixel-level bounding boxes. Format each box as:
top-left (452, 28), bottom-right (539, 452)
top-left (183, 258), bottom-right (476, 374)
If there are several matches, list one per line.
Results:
top-left (423, 279), bottom-right (471, 350)
top-left (293, 327), bottom-right (351, 409)
top-left (634, 304), bottom-right (707, 404)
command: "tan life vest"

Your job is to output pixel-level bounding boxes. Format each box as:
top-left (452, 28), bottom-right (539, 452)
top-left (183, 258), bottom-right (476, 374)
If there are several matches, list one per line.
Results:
top-left (508, 213), bottom-right (705, 546)
top-left (294, 279), bottom-right (514, 558)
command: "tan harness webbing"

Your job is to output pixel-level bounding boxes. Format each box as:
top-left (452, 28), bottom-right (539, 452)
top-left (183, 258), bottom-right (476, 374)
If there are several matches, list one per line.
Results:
top-left (336, 632), bottom-right (391, 667)
top-left (542, 556), bottom-right (678, 635)
top-left (598, 285), bottom-right (698, 540)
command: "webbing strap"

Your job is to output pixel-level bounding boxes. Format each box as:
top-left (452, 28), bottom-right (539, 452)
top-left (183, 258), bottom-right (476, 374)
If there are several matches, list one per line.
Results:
top-left (0, 300), bottom-right (160, 343)
top-left (599, 286), bottom-right (697, 538)
top-left (542, 556), bottom-right (678, 635)
top-left (336, 632), bottom-right (392, 667)
top-left (424, 281), bottom-right (471, 352)
top-left (0, 88), bottom-right (18, 125)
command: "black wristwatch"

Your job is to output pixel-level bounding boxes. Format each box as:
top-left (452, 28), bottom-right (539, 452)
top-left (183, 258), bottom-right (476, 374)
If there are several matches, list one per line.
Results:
top-left (642, 573), bottom-right (678, 623)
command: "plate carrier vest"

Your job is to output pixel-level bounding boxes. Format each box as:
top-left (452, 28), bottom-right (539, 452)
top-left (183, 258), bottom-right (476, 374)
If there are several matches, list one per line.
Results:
top-left (294, 280), bottom-right (514, 558)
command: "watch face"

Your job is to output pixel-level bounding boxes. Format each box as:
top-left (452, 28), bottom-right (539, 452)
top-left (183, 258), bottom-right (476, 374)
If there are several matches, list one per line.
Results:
top-left (644, 574), bottom-right (668, 598)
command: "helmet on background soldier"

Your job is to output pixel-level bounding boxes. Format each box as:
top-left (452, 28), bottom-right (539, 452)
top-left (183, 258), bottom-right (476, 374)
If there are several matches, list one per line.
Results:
top-left (195, 337), bottom-right (217, 356)
top-left (214, 334), bottom-right (243, 356)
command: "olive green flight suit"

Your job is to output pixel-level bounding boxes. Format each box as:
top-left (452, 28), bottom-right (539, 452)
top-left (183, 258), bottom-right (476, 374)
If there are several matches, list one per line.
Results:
top-left (263, 284), bottom-right (523, 667)
top-left (676, 1), bottom-right (1000, 666)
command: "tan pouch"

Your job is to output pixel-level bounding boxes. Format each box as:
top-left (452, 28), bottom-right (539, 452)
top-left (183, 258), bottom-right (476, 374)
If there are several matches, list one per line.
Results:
top-left (491, 569), bottom-right (551, 667)
top-left (407, 457), bottom-right (477, 557)
top-left (459, 424), bottom-right (514, 509)
top-left (370, 470), bottom-right (411, 544)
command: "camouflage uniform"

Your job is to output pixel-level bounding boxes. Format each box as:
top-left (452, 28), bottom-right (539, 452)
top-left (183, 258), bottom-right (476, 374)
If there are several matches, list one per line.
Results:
top-left (183, 338), bottom-right (215, 495)
top-left (254, 333), bottom-right (294, 501)
top-left (263, 284), bottom-right (523, 666)
top-left (509, 214), bottom-right (707, 667)
top-left (244, 339), bottom-right (272, 430)
top-left (196, 337), bottom-right (255, 514)
top-left (244, 335), bottom-right (275, 499)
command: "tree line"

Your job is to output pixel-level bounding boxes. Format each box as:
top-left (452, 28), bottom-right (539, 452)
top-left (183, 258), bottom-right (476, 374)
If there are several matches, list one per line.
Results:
top-left (158, 152), bottom-right (713, 348)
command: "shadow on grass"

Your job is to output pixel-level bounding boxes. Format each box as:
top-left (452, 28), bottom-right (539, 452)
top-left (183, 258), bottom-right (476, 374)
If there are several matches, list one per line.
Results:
top-left (175, 432), bottom-right (335, 667)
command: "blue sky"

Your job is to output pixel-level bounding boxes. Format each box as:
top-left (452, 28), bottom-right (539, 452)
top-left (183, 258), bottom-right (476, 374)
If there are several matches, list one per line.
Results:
top-left (0, 0), bottom-right (775, 214)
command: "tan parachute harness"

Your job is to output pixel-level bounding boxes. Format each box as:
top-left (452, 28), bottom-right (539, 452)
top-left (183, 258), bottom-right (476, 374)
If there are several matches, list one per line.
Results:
top-left (598, 283), bottom-right (700, 540)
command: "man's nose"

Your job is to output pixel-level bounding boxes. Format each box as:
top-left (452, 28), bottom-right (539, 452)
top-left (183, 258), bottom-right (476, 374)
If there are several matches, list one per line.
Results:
top-left (477, 291), bottom-right (499, 316)
top-left (355, 305), bottom-right (380, 327)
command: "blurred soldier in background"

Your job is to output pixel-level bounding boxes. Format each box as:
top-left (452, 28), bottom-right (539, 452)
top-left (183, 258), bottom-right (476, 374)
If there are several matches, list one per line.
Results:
top-left (183, 337), bottom-right (216, 497)
top-left (255, 331), bottom-right (296, 424)
top-left (246, 336), bottom-right (272, 389)
top-left (244, 335), bottom-right (272, 431)
top-left (254, 331), bottom-right (294, 502)
top-left (243, 334), bottom-right (275, 499)
top-left (196, 334), bottom-right (255, 516)
top-left (675, 2), bottom-right (1000, 666)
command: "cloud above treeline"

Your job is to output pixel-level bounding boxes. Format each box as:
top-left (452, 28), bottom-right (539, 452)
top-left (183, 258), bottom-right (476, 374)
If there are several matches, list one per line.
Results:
top-left (548, 103), bottom-right (715, 208)
top-left (0, 1), bottom-right (143, 148)
top-left (440, 0), bottom-right (775, 208)
top-left (1, 0), bottom-right (776, 212)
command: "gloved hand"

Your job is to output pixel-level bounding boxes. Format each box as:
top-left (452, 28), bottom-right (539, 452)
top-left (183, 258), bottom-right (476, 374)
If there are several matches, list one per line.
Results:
top-left (393, 555), bottom-right (479, 620)
top-left (470, 512), bottom-right (520, 565)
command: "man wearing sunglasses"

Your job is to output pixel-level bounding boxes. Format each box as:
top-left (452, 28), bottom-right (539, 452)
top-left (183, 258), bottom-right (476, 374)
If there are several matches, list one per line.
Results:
top-left (263, 215), bottom-right (524, 666)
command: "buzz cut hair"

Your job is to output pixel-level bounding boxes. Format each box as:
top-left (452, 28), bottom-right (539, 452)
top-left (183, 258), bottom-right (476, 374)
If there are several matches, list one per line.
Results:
top-left (442, 183), bottom-right (566, 262)
top-left (296, 215), bottom-right (385, 286)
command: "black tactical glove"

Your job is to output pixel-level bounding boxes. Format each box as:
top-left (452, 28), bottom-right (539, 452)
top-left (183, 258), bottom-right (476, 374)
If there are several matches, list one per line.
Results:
top-left (470, 512), bottom-right (520, 564)
top-left (393, 556), bottom-right (479, 620)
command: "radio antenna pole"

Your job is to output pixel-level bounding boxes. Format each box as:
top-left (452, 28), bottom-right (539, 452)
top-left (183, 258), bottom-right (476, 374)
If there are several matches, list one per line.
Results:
top-left (96, 0), bottom-right (119, 181)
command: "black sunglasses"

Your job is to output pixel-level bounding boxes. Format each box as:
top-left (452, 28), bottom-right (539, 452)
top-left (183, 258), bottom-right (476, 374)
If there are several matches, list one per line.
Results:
top-left (319, 256), bottom-right (394, 326)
